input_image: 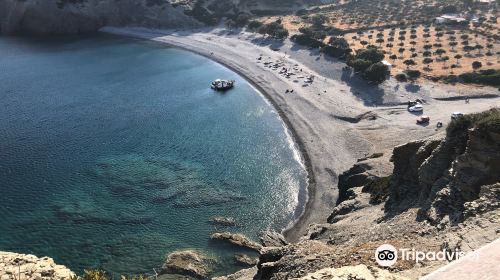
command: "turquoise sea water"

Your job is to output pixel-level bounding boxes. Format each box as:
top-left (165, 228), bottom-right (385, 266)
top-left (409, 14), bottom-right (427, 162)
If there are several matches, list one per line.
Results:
top-left (0, 35), bottom-right (307, 276)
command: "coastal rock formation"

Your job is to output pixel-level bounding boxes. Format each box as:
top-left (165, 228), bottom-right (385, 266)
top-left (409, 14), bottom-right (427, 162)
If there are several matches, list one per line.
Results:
top-left (291, 265), bottom-right (409, 280)
top-left (210, 216), bottom-right (236, 226)
top-left (210, 232), bottom-right (262, 252)
top-left (161, 250), bottom-right (212, 279)
top-left (212, 266), bottom-right (258, 280)
top-left (0, 252), bottom-right (75, 280)
top-left (217, 109), bottom-right (500, 280)
top-left (258, 230), bottom-right (288, 247)
top-left (234, 254), bottom-right (258, 266)
top-left (0, 0), bottom-right (200, 35)
top-left (384, 109), bottom-right (500, 225)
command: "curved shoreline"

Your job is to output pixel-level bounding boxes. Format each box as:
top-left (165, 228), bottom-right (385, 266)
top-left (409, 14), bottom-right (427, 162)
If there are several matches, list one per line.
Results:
top-left (99, 26), bottom-right (343, 241)
top-left (142, 36), bottom-right (317, 236)
top-left (118, 32), bottom-right (317, 240)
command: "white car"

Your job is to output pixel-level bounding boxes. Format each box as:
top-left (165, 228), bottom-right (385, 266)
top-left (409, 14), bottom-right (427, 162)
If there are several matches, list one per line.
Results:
top-left (451, 112), bottom-right (464, 119)
top-left (408, 104), bottom-right (423, 112)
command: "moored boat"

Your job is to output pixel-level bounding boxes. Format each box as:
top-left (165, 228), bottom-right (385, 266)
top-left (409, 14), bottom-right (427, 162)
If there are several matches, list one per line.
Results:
top-left (211, 79), bottom-right (235, 91)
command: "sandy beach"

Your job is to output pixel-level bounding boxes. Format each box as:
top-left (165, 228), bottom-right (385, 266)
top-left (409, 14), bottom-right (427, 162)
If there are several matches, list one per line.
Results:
top-left (101, 26), bottom-right (499, 242)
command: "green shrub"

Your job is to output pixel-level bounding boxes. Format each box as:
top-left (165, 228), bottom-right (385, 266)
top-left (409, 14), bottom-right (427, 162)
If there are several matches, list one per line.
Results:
top-left (459, 69), bottom-right (500, 87)
top-left (247, 20), bottom-right (263, 30)
top-left (405, 69), bottom-right (421, 79)
top-left (395, 73), bottom-right (408, 82)
top-left (355, 47), bottom-right (384, 64)
top-left (291, 34), bottom-right (324, 48)
top-left (348, 58), bottom-right (372, 72)
top-left (256, 20), bottom-right (289, 39)
top-left (364, 62), bottom-right (389, 83)
top-left (447, 108), bottom-right (500, 136)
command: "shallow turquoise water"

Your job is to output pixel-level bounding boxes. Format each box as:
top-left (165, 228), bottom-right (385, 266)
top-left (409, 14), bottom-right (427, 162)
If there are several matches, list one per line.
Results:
top-left (0, 35), bottom-right (307, 276)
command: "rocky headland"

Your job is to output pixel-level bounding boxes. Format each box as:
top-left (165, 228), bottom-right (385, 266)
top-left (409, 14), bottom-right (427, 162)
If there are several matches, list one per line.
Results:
top-left (214, 108), bottom-right (500, 280)
top-left (0, 0), bottom-right (200, 35)
top-left (1, 1), bottom-right (499, 278)
top-left (0, 252), bottom-right (74, 280)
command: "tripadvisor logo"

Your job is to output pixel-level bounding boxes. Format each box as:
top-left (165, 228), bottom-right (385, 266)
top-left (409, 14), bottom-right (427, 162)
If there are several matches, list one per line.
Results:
top-left (375, 244), bottom-right (398, 267)
top-left (375, 243), bottom-right (469, 267)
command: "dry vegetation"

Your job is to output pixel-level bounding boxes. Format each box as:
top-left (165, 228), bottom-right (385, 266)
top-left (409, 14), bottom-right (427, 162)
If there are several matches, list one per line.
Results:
top-left (255, 0), bottom-right (499, 79)
top-left (346, 24), bottom-right (500, 76)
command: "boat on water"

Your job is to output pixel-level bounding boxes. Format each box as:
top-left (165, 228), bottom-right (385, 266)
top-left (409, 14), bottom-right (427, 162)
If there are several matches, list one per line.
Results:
top-left (211, 79), bottom-right (235, 91)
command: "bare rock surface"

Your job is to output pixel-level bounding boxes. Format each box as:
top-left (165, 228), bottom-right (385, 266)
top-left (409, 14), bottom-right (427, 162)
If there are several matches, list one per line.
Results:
top-left (258, 231), bottom-right (288, 247)
top-left (0, 252), bottom-right (75, 280)
top-left (211, 232), bottom-right (262, 252)
top-left (292, 265), bottom-right (410, 280)
top-left (212, 266), bottom-right (258, 280)
top-left (234, 254), bottom-right (258, 266)
top-left (161, 250), bottom-right (212, 279)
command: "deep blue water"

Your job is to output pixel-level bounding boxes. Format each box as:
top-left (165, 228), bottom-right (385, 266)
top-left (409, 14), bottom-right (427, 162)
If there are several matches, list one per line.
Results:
top-left (0, 35), bottom-right (307, 276)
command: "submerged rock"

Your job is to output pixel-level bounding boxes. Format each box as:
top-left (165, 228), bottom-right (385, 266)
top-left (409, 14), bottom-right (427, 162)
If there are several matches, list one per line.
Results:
top-left (210, 216), bottom-right (236, 226)
top-left (210, 232), bottom-right (262, 252)
top-left (161, 250), bottom-right (212, 279)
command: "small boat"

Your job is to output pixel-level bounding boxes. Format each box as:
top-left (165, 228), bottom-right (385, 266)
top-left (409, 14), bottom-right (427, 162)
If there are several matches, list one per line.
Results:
top-left (211, 79), bottom-right (235, 91)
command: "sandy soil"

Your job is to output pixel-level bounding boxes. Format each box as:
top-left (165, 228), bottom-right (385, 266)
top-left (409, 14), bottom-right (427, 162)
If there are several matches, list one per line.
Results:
top-left (345, 25), bottom-right (500, 76)
top-left (100, 26), bottom-right (499, 242)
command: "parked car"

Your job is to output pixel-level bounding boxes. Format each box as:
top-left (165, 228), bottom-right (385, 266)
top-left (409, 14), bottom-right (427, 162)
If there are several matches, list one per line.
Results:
top-left (451, 112), bottom-right (464, 119)
top-left (408, 104), bottom-right (423, 112)
top-left (407, 99), bottom-right (423, 108)
top-left (417, 115), bottom-right (430, 124)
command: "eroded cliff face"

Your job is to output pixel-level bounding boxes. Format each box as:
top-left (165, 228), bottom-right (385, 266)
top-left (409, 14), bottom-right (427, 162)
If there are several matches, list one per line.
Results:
top-left (0, 0), bottom-right (201, 35)
top-left (216, 109), bottom-right (499, 280)
top-left (385, 113), bottom-right (500, 226)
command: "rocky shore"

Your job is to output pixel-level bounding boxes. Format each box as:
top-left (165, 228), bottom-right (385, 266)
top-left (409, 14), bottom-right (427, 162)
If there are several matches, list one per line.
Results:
top-left (0, 252), bottom-right (74, 280)
top-left (0, 9), bottom-right (498, 279)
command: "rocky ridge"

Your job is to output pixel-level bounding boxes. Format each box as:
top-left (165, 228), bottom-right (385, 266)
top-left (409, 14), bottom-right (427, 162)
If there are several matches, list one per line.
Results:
top-left (0, 0), bottom-right (200, 35)
top-left (0, 252), bottom-right (75, 280)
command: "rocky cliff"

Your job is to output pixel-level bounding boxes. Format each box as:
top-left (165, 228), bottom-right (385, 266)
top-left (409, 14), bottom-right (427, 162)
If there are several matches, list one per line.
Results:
top-left (0, 252), bottom-right (74, 280)
top-left (214, 108), bottom-right (500, 280)
top-left (0, 0), bottom-right (201, 35)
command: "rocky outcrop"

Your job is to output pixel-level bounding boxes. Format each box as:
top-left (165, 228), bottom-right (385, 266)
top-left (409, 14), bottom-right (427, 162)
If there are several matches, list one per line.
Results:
top-left (212, 266), bottom-right (258, 280)
top-left (234, 254), bottom-right (258, 266)
top-left (0, 252), bottom-right (75, 280)
top-left (210, 232), bottom-right (262, 252)
top-left (0, 0), bottom-right (201, 35)
top-left (257, 241), bottom-right (341, 280)
top-left (291, 265), bottom-right (409, 280)
top-left (161, 250), bottom-right (212, 279)
top-left (216, 109), bottom-right (500, 280)
top-left (383, 109), bottom-right (500, 225)
top-left (258, 231), bottom-right (288, 247)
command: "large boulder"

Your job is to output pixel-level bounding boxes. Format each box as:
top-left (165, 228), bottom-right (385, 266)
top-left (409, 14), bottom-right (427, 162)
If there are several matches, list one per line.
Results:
top-left (210, 232), bottom-right (262, 252)
top-left (161, 250), bottom-right (212, 279)
top-left (259, 230), bottom-right (288, 247)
